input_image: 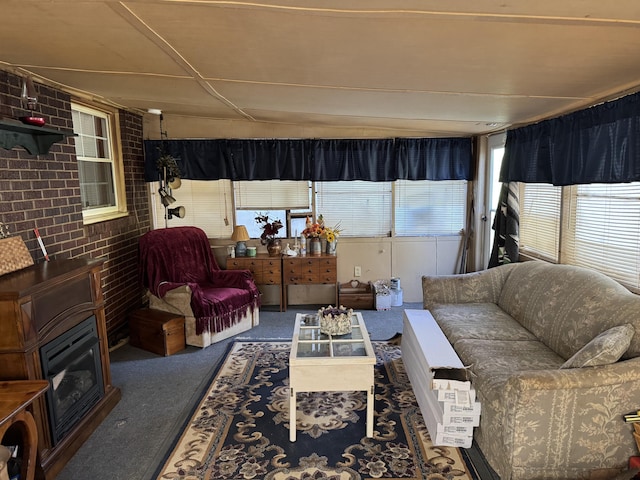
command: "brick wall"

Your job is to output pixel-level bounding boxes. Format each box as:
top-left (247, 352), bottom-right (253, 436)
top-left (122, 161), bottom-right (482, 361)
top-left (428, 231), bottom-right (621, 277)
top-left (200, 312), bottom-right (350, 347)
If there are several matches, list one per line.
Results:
top-left (0, 69), bottom-right (151, 336)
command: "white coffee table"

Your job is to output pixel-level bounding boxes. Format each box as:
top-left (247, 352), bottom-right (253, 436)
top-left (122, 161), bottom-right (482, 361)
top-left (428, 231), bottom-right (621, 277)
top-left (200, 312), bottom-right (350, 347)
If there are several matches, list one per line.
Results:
top-left (289, 311), bottom-right (376, 442)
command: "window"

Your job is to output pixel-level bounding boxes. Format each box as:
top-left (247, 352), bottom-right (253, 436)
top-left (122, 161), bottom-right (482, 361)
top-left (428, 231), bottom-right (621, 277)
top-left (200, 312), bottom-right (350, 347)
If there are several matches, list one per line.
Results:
top-left (518, 183), bottom-right (561, 262)
top-left (394, 180), bottom-right (467, 236)
top-left (72, 103), bottom-right (125, 223)
top-left (235, 180), bottom-right (310, 238)
top-left (316, 181), bottom-right (392, 237)
top-left (155, 178), bottom-right (468, 241)
top-left (563, 183), bottom-right (640, 289)
top-left (151, 180), bottom-right (233, 236)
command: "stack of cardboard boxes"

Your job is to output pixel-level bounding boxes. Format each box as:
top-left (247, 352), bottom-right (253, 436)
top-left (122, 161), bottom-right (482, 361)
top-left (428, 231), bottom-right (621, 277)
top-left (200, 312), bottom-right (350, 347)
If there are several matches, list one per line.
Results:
top-left (402, 310), bottom-right (481, 449)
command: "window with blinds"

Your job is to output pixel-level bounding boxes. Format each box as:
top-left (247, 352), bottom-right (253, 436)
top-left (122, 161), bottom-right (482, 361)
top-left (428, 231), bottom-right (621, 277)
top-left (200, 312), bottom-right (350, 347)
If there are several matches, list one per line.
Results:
top-left (518, 183), bottom-right (561, 262)
top-left (153, 179), bottom-right (233, 238)
top-left (316, 181), bottom-right (392, 237)
top-left (234, 180), bottom-right (311, 238)
top-left (562, 183), bottom-right (640, 289)
top-left (72, 102), bottom-right (125, 223)
top-left (395, 180), bottom-right (467, 236)
top-left (235, 180), bottom-right (310, 210)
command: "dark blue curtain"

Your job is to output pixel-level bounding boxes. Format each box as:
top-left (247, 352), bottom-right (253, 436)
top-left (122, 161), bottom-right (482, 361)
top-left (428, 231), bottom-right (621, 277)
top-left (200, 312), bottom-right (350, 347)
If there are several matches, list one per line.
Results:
top-left (144, 137), bottom-right (473, 182)
top-left (500, 91), bottom-right (640, 185)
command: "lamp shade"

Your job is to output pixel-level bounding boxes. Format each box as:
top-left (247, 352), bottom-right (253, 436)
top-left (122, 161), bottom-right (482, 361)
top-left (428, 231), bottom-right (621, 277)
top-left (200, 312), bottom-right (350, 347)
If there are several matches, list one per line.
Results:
top-left (231, 225), bottom-right (250, 242)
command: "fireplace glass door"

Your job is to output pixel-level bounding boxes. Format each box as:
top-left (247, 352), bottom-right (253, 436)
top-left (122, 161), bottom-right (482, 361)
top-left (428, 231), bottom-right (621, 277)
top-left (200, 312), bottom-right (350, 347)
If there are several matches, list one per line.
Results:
top-left (40, 315), bottom-right (105, 445)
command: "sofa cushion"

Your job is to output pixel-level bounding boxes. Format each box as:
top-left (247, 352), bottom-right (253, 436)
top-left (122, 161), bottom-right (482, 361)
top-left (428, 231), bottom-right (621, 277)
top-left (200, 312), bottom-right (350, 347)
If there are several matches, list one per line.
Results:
top-left (430, 303), bottom-right (537, 344)
top-left (453, 339), bottom-right (566, 398)
top-left (560, 324), bottom-right (635, 369)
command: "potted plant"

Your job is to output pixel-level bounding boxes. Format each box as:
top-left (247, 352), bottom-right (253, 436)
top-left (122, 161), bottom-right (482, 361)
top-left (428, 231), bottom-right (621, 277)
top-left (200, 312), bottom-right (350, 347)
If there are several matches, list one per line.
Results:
top-left (255, 213), bottom-right (284, 256)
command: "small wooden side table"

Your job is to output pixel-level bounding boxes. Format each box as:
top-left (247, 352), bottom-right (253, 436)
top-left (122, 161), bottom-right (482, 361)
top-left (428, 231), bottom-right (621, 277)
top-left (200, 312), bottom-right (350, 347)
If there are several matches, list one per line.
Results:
top-left (0, 380), bottom-right (49, 480)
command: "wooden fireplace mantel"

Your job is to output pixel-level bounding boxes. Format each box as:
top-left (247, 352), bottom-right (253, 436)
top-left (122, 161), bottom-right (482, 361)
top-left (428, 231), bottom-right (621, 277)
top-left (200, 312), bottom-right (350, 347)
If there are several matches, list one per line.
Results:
top-left (0, 258), bottom-right (121, 480)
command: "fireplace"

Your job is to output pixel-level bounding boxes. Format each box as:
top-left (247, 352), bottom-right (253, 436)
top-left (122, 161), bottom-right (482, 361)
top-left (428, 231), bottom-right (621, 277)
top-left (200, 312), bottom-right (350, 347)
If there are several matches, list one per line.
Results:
top-left (40, 315), bottom-right (105, 445)
top-left (0, 258), bottom-right (121, 479)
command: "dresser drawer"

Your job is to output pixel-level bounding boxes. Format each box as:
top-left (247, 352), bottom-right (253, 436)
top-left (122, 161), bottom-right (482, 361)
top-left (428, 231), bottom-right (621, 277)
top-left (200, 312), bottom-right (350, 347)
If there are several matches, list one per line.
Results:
top-left (261, 271), bottom-right (282, 284)
top-left (227, 258), bottom-right (251, 269)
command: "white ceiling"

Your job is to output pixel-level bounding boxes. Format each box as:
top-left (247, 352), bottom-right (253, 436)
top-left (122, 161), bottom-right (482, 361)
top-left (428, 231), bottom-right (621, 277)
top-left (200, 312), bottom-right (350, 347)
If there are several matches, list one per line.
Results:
top-left (2, 0), bottom-right (640, 137)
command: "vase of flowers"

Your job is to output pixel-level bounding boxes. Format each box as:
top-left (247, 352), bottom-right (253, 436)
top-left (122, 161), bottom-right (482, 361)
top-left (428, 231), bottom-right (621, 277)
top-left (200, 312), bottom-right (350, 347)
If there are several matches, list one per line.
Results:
top-left (322, 222), bottom-right (342, 255)
top-left (302, 216), bottom-right (325, 256)
top-left (255, 213), bottom-right (283, 256)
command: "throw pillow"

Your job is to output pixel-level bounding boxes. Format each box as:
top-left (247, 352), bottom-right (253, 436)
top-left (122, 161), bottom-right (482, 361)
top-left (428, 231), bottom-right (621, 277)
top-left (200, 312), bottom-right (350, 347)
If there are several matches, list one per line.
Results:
top-left (561, 324), bottom-right (635, 369)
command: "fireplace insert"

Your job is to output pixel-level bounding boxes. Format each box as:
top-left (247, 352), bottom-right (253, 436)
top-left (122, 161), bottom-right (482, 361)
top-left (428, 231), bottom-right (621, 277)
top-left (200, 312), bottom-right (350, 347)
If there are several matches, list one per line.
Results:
top-left (40, 315), bottom-right (105, 445)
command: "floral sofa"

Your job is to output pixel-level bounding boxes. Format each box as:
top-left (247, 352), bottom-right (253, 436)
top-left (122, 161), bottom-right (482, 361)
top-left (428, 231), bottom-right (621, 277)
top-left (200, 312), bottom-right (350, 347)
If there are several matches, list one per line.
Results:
top-left (420, 261), bottom-right (640, 480)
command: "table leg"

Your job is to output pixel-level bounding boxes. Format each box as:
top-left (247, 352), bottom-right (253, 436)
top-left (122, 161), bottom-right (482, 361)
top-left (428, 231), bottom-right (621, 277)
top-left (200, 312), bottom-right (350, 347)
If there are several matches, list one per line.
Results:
top-left (289, 388), bottom-right (296, 442)
top-left (366, 385), bottom-right (374, 438)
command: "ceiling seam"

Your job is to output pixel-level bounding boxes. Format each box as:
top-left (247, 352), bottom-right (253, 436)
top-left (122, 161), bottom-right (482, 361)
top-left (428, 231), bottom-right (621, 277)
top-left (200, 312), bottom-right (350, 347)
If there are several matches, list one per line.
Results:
top-left (158, 1), bottom-right (640, 28)
top-left (110, 1), bottom-right (256, 121)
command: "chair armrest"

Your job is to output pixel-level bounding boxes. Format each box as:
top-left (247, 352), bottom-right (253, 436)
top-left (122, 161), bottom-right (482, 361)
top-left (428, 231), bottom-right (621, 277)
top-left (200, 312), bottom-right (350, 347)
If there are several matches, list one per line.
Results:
top-left (422, 263), bottom-right (517, 309)
top-left (148, 285), bottom-right (194, 317)
top-left (210, 269), bottom-right (258, 292)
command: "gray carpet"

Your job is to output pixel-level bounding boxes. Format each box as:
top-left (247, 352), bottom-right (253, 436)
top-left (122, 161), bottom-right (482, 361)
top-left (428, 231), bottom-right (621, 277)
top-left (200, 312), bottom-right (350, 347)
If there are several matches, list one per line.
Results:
top-left (55, 303), bottom-right (497, 480)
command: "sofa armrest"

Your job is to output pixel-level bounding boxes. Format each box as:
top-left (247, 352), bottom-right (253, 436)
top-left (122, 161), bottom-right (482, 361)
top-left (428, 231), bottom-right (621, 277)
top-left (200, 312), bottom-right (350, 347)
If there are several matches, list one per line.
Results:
top-left (500, 357), bottom-right (640, 474)
top-left (422, 263), bottom-right (517, 309)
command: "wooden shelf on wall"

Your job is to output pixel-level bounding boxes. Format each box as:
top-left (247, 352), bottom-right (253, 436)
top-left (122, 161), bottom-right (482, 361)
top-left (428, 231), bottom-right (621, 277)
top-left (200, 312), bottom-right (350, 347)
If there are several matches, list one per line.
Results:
top-left (0, 119), bottom-right (74, 155)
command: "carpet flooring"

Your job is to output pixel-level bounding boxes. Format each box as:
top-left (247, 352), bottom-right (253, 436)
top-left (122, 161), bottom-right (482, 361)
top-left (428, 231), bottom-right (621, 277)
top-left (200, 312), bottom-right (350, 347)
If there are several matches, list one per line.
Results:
top-left (56, 304), bottom-right (498, 479)
top-left (154, 340), bottom-right (486, 480)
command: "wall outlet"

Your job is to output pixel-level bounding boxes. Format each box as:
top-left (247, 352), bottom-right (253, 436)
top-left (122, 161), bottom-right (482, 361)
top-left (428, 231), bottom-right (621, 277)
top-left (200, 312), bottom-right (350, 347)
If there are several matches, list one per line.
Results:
top-left (354, 266), bottom-right (361, 277)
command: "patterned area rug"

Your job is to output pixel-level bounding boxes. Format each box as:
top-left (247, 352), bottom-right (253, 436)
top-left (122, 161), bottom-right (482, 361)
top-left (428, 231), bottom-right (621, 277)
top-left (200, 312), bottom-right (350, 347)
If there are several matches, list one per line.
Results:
top-left (154, 341), bottom-right (484, 480)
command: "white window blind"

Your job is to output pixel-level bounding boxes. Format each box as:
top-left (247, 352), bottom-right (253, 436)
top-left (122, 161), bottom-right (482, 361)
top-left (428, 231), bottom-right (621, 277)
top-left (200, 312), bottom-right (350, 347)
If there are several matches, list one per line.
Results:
top-left (519, 183), bottom-right (561, 262)
top-left (394, 180), bottom-right (467, 236)
top-left (152, 179), bottom-right (233, 238)
top-left (235, 180), bottom-right (310, 209)
top-left (316, 181), bottom-right (392, 237)
top-left (563, 182), bottom-right (640, 288)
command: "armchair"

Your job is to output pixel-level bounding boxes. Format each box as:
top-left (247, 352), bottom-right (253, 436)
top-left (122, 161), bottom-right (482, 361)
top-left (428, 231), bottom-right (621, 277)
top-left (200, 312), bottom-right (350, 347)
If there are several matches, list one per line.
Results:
top-left (139, 226), bottom-right (260, 348)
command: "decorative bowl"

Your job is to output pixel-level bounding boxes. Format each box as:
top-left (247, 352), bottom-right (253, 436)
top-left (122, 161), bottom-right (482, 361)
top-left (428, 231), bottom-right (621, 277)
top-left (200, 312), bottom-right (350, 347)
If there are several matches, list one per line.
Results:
top-left (19, 116), bottom-right (46, 127)
top-left (318, 305), bottom-right (353, 336)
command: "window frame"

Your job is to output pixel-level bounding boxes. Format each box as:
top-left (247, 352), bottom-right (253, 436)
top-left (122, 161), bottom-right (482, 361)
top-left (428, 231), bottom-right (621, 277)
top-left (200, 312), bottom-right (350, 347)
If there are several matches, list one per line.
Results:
top-left (72, 101), bottom-right (127, 224)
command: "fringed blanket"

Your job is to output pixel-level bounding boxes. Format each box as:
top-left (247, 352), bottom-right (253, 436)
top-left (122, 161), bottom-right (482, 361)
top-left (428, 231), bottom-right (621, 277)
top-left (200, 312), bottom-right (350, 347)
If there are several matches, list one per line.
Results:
top-left (139, 227), bottom-right (260, 334)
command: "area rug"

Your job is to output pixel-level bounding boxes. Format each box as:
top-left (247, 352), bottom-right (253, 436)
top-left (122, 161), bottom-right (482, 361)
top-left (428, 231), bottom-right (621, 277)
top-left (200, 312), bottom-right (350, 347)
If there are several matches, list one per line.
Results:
top-left (154, 341), bottom-right (488, 480)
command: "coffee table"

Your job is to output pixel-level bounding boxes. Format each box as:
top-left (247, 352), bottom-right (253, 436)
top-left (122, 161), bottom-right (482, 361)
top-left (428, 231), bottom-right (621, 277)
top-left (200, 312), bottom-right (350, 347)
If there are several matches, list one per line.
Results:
top-left (289, 311), bottom-right (376, 442)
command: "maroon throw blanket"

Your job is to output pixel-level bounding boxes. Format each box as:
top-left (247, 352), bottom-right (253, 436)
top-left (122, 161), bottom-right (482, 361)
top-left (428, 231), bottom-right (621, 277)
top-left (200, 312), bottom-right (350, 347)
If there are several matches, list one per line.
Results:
top-left (139, 226), bottom-right (260, 335)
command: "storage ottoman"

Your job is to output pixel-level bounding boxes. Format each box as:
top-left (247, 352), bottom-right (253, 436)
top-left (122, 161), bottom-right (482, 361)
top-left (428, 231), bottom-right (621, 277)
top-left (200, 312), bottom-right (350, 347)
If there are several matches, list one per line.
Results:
top-left (129, 308), bottom-right (186, 356)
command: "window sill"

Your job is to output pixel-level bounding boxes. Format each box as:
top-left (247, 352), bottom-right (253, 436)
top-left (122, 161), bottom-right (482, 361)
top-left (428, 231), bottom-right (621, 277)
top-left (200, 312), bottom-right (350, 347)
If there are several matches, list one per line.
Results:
top-left (82, 211), bottom-right (129, 225)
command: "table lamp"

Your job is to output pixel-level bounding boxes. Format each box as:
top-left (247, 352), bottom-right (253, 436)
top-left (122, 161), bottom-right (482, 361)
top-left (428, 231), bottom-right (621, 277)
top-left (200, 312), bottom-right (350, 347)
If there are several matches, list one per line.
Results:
top-left (231, 225), bottom-right (250, 257)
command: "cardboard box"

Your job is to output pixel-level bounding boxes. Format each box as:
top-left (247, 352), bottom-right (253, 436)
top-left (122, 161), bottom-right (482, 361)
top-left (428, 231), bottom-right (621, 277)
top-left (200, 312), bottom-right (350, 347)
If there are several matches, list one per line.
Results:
top-left (376, 293), bottom-right (392, 310)
top-left (403, 309), bottom-right (471, 387)
top-left (442, 401), bottom-right (482, 416)
top-left (436, 423), bottom-right (475, 436)
top-left (432, 432), bottom-right (473, 449)
top-left (403, 309), bottom-right (480, 446)
top-left (437, 388), bottom-right (476, 405)
top-left (129, 308), bottom-right (186, 356)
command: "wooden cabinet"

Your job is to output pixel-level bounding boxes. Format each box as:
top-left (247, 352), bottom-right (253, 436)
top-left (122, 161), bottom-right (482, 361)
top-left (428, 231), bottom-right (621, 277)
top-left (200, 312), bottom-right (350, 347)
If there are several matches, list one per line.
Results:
top-left (283, 255), bottom-right (337, 308)
top-left (0, 259), bottom-right (121, 480)
top-left (227, 254), bottom-right (338, 310)
top-left (228, 255), bottom-right (284, 310)
top-left (0, 380), bottom-right (49, 480)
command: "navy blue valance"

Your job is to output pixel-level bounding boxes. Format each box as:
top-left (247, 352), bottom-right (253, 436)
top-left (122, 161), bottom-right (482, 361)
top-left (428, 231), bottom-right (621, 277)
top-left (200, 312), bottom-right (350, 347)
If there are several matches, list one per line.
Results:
top-left (144, 137), bottom-right (473, 182)
top-left (501, 91), bottom-right (640, 185)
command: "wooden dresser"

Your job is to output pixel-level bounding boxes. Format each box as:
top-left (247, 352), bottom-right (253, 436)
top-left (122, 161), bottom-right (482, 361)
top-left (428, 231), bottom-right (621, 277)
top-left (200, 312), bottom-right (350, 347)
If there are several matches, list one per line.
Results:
top-left (282, 254), bottom-right (337, 308)
top-left (227, 254), bottom-right (284, 310)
